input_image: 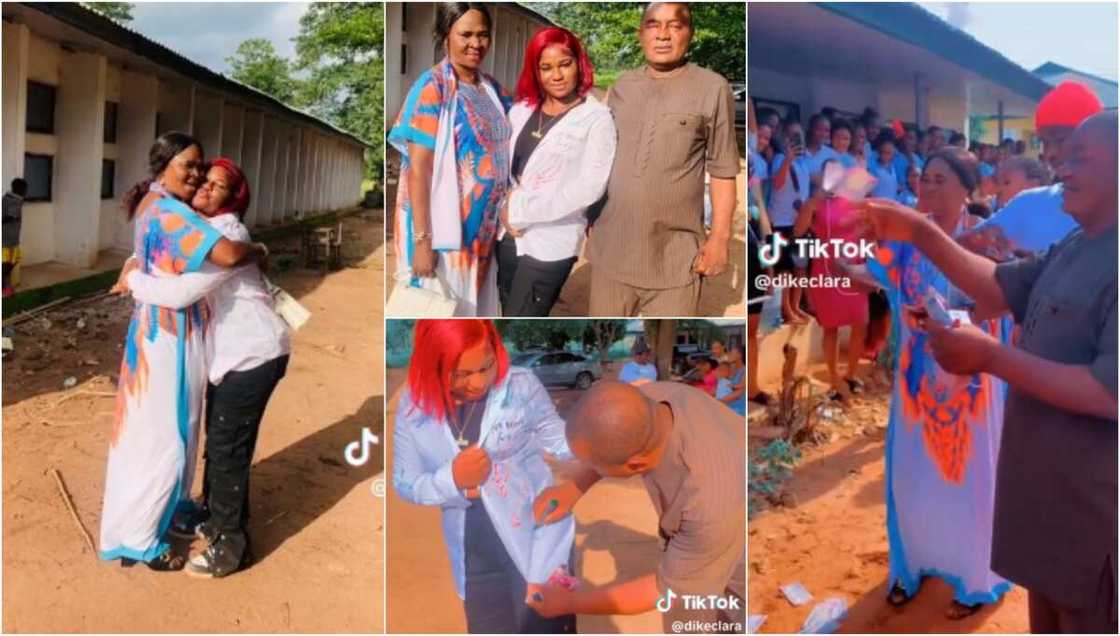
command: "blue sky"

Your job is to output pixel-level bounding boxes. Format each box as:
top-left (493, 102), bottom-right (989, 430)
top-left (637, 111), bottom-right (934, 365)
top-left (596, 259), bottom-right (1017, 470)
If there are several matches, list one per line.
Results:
top-left (127, 2), bottom-right (1117, 83)
top-left (130, 2), bottom-right (308, 73)
top-left (927, 2), bottom-right (1117, 81)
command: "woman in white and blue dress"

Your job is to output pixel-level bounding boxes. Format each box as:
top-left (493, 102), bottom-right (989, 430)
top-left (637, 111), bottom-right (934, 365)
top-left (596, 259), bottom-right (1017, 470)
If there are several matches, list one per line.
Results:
top-left (392, 319), bottom-right (576, 633)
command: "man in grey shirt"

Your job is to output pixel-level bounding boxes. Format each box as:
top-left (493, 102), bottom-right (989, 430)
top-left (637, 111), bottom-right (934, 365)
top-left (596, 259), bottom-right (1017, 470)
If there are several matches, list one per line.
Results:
top-left (526, 381), bottom-right (745, 634)
top-left (854, 112), bottom-right (1117, 633)
top-left (3, 178), bottom-right (27, 297)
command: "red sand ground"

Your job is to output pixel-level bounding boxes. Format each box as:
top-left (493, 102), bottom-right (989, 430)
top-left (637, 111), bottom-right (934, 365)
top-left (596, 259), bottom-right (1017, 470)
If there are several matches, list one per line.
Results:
top-left (2, 213), bottom-right (383, 633)
top-left (748, 367), bottom-right (1029, 634)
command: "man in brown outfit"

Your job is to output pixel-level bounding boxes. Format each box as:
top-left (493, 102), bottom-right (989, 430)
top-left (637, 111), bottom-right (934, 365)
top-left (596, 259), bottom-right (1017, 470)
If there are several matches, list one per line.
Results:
top-left (586, 2), bottom-right (740, 317)
top-left (526, 381), bottom-right (745, 634)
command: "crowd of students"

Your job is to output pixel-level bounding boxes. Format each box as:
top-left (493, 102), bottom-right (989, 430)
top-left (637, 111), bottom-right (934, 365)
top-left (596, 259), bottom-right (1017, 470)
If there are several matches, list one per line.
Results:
top-left (747, 80), bottom-right (1118, 633)
top-left (746, 100), bottom-right (1060, 404)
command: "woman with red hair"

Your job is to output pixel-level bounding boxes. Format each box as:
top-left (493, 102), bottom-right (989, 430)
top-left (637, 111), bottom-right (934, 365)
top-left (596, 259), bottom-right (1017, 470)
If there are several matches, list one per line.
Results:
top-left (393, 319), bottom-right (576, 633)
top-left (115, 157), bottom-right (291, 579)
top-left (496, 26), bottom-right (616, 316)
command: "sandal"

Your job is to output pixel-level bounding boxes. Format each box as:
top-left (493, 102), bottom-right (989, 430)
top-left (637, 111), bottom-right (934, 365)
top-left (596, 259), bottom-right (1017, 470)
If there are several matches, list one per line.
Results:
top-left (886, 582), bottom-right (911, 607)
top-left (826, 389), bottom-right (846, 402)
top-left (749, 391), bottom-right (774, 406)
top-left (845, 377), bottom-right (865, 394)
top-left (945, 600), bottom-right (982, 620)
top-left (144, 551), bottom-right (186, 572)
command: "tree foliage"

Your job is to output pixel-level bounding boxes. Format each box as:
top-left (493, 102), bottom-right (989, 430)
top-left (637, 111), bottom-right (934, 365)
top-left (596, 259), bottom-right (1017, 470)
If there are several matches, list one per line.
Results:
top-left (83, 2), bottom-right (133, 23)
top-left (294, 2), bottom-right (384, 182)
top-left (527, 2), bottom-right (744, 82)
top-left (227, 38), bottom-right (297, 104)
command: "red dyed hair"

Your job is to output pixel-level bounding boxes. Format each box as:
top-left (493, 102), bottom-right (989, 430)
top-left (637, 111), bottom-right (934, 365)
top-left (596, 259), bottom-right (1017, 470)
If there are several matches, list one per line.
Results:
top-left (515, 27), bottom-right (595, 108)
top-left (407, 320), bottom-right (510, 422)
top-left (209, 157), bottom-right (251, 219)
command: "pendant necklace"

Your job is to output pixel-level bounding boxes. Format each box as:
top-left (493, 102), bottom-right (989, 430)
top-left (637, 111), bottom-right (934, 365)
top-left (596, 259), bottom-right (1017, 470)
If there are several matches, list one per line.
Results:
top-left (452, 399), bottom-right (481, 448)
top-left (531, 108), bottom-right (552, 139)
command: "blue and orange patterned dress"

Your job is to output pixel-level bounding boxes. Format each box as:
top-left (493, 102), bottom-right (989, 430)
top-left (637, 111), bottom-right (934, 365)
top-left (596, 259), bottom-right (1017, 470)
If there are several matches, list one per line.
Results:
top-left (389, 58), bottom-right (512, 316)
top-left (869, 238), bottom-right (1012, 605)
top-left (98, 185), bottom-right (223, 562)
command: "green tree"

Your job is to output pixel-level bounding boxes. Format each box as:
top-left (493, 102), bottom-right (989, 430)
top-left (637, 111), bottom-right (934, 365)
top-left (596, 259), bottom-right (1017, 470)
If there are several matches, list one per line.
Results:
top-left (227, 38), bottom-right (297, 104)
top-left (643, 319), bottom-right (678, 380)
top-left (528, 2), bottom-right (744, 83)
top-left (294, 2), bottom-right (384, 183)
top-left (498, 321), bottom-right (583, 352)
top-left (82, 2), bottom-right (133, 23)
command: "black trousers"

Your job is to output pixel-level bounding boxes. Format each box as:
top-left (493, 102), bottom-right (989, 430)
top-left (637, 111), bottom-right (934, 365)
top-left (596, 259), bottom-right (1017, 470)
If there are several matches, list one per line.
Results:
top-left (463, 502), bottom-right (576, 634)
top-left (200, 354), bottom-right (288, 574)
top-left (496, 234), bottom-right (576, 317)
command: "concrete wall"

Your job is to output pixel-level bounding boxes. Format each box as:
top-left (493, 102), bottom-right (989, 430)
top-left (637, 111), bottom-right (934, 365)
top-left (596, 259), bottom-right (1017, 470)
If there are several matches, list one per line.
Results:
top-left (240, 109), bottom-right (264, 227)
top-left (158, 80), bottom-right (194, 135)
top-left (54, 51), bottom-right (106, 268)
top-left (220, 102), bottom-right (244, 161)
top-left (193, 88), bottom-right (223, 159)
top-left (386, 3), bottom-right (551, 122)
top-left (2, 12), bottom-right (366, 273)
top-left (114, 71), bottom-right (158, 250)
top-left (98, 64), bottom-right (122, 252)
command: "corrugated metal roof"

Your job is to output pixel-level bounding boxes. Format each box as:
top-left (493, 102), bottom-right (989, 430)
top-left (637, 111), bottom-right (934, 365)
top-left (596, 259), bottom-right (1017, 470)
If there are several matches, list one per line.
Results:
top-left (1033, 61), bottom-right (1119, 88)
top-left (817, 2), bottom-right (1054, 102)
top-left (19, 2), bottom-right (371, 147)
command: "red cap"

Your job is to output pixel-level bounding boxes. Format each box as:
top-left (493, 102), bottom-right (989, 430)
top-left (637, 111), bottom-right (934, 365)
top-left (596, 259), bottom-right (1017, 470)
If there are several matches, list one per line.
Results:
top-left (1035, 81), bottom-right (1103, 129)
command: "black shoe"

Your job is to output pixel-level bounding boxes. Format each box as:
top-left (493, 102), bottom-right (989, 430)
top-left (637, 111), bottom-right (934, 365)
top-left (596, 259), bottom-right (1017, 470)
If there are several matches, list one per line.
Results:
top-left (167, 509), bottom-right (202, 540)
top-left (145, 551), bottom-right (186, 572)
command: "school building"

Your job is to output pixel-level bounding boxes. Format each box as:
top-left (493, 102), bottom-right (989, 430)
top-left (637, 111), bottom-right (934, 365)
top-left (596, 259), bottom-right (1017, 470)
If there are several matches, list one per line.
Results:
top-left (748, 2), bottom-right (1053, 145)
top-left (384, 2), bottom-right (556, 124)
top-left (1, 3), bottom-right (368, 289)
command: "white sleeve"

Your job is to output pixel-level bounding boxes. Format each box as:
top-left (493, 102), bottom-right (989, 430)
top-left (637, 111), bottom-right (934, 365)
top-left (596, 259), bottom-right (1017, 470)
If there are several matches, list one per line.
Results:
top-left (523, 372), bottom-right (572, 460)
top-left (391, 394), bottom-right (471, 509)
top-left (127, 262), bottom-right (238, 310)
top-left (507, 110), bottom-right (617, 229)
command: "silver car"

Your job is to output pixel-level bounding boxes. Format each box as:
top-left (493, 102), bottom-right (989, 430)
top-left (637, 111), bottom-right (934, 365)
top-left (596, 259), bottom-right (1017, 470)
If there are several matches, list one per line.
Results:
top-left (512, 351), bottom-right (603, 390)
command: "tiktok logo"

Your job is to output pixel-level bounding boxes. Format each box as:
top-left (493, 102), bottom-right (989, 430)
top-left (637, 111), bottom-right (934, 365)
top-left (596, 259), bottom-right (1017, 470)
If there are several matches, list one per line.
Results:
top-left (657, 588), bottom-right (677, 613)
top-left (344, 427), bottom-right (380, 467)
top-left (758, 232), bottom-right (788, 268)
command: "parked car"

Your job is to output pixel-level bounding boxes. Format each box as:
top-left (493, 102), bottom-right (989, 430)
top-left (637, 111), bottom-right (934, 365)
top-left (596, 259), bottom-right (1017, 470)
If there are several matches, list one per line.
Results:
top-left (671, 344), bottom-right (707, 375)
top-left (512, 351), bottom-right (603, 390)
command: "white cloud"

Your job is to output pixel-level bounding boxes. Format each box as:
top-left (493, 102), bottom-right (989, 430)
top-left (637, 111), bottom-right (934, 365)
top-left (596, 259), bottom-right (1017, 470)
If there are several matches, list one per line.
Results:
top-left (129, 2), bottom-right (310, 74)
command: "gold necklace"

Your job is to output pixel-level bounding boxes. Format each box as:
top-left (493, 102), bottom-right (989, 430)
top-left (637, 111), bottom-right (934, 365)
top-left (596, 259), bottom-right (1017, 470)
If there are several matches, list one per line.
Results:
top-left (452, 398), bottom-right (482, 448)
top-left (531, 99), bottom-right (578, 139)
top-left (531, 108), bottom-right (553, 139)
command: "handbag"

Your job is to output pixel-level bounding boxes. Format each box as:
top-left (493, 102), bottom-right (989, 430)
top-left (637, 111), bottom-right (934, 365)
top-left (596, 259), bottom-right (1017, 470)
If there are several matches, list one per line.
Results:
top-left (264, 278), bottom-right (311, 330)
top-left (386, 272), bottom-right (458, 317)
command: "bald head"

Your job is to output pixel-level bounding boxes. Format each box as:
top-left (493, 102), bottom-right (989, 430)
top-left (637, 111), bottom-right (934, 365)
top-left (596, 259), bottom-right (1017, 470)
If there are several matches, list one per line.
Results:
top-left (1059, 111), bottom-right (1118, 232)
top-left (643, 2), bottom-right (692, 25)
top-left (567, 381), bottom-right (656, 467)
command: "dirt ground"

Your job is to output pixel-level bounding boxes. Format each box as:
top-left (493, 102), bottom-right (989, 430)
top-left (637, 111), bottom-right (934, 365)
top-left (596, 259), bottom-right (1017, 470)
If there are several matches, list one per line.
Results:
top-left (383, 361), bottom-right (667, 634)
top-left (747, 364), bottom-right (1029, 634)
top-left (1, 212), bottom-right (385, 633)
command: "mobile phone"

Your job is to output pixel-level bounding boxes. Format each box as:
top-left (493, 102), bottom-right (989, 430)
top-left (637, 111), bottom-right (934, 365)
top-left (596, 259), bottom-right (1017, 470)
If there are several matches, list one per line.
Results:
top-left (789, 132), bottom-right (804, 152)
top-left (924, 288), bottom-right (953, 327)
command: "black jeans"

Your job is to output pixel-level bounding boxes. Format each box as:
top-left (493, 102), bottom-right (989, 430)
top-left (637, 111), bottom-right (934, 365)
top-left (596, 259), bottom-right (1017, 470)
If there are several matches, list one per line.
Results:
top-left (463, 502), bottom-right (576, 633)
top-left (200, 354), bottom-right (289, 575)
top-left (496, 234), bottom-right (576, 317)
